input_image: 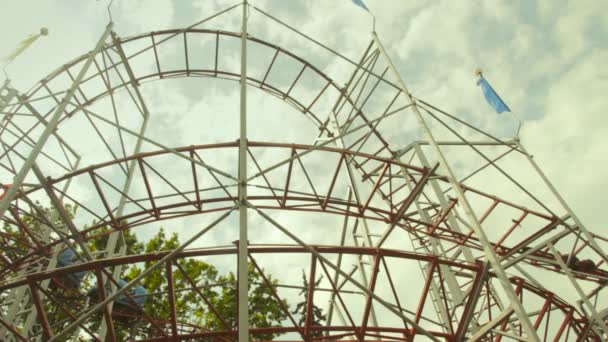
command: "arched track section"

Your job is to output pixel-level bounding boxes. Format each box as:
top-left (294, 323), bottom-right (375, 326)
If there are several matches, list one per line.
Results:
top-left (2, 143), bottom-right (606, 285)
top-left (0, 246), bottom-right (599, 341)
top-left (0, 29), bottom-right (400, 181)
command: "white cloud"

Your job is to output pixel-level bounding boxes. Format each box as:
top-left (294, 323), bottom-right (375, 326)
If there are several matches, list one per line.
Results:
top-left (1, 0), bottom-right (607, 338)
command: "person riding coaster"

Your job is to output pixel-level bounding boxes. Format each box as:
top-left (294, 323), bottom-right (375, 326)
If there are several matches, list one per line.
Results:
top-left (560, 254), bottom-right (598, 273)
top-left (56, 248), bottom-right (87, 288)
top-left (88, 278), bottom-right (149, 314)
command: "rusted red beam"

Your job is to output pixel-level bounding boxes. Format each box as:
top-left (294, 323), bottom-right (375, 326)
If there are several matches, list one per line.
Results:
top-left (495, 211), bottom-right (528, 248)
top-left (493, 280), bottom-right (524, 342)
top-left (213, 31), bottom-right (219, 76)
top-left (321, 153), bottom-right (345, 209)
top-left (247, 148), bottom-right (282, 206)
top-left (0, 245), bottom-right (487, 292)
top-left (360, 254), bottom-right (381, 339)
top-left (183, 32), bottom-right (189, 76)
top-left (500, 217), bottom-right (561, 259)
top-left (150, 34), bottom-right (161, 76)
top-left (89, 171), bottom-right (118, 228)
top-left (166, 261), bottom-right (179, 339)
top-left (0, 317), bottom-right (28, 341)
top-left (28, 280), bottom-right (53, 340)
top-left (261, 48), bottom-right (280, 87)
top-left (191, 150), bottom-right (234, 201)
top-left (136, 325), bottom-right (451, 342)
top-left (478, 199), bottom-right (499, 224)
top-left (138, 159), bottom-right (159, 218)
top-left (285, 64), bottom-right (306, 99)
top-left (304, 81), bottom-right (330, 114)
top-left (189, 150), bottom-right (201, 210)
top-left (360, 162), bottom-right (388, 214)
top-left (411, 260), bottom-right (437, 340)
top-left (357, 145), bottom-right (387, 169)
top-left (282, 147), bottom-right (296, 207)
top-left (532, 295), bottom-right (552, 329)
top-left (461, 185), bottom-right (553, 221)
top-left (304, 255), bottom-right (317, 340)
top-left (9, 206), bottom-right (44, 249)
top-left (38, 285), bottom-right (102, 341)
top-left (316, 258), bottom-right (361, 338)
top-left (95, 269), bottom-right (117, 342)
top-left (427, 198), bottom-right (457, 236)
top-left (553, 309), bottom-right (573, 341)
top-left (455, 262), bottom-right (488, 340)
top-left (248, 255), bottom-right (305, 340)
top-left (380, 256), bottom-right (410, 331)
top-left (26, 142), bottom-right (424, 188)
top-left (173, 260), bottom-right (231, 331)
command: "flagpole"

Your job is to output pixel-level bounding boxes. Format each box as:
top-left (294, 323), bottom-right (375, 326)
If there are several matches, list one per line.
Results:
top-left (475, 68), bottom-right (522, 138)
top-left (2, 28), bottom-right (49, 80)
top-left (510, 110), bottom-right (523, 138)
top-left (238, 1), bottom-right (250, 341)
top-left (372, 14), bottom-right (376, 32)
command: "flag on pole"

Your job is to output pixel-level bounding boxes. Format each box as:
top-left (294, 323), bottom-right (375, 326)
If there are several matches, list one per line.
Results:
top-left (476, 69), bottom-right (510, 113)
top-left (352, 0), bottom-right (369, 11)
top-left (1, 28), bottom-right (49, 65)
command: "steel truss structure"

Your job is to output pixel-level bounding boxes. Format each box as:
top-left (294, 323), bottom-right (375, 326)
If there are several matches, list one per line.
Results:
top-left (0, 2), bottom-right (607, 341)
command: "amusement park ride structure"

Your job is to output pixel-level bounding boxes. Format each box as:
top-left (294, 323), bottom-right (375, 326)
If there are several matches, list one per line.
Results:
top-left (0, 1), bottom-right (607, 341)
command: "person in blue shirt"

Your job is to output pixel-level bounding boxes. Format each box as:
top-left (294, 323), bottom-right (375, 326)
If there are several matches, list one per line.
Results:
top-left (88, 277), bottom-right (148, 311)
top-left (56, 248), bottom-right (87, 287)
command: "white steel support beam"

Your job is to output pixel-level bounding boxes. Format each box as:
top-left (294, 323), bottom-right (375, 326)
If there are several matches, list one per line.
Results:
top-left (412, 144), bottom-right (518, 335)
top-left (0, 23), bottom-right (113, 220)
top-left (371, 31), bottom-right (540, 341)
top-left (466, 306), bottom-right (513, 342)
top-left (238, 1), bottom-right (249, 341)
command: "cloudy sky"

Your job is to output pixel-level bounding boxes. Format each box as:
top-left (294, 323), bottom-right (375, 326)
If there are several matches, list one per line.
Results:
top-left (1, 0), bottom-right (606, 227)
top-left (1, 0), bottom-right (607, 339)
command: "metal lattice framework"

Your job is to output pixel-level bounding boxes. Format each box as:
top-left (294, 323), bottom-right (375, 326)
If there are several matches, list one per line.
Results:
top-left (0, 2), bottom-right (607, 341)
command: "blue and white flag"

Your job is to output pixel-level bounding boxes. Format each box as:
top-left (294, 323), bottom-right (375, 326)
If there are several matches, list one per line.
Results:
top-left (477, 76), bottom-right (510, 113)
top-left (352, 0), bottom-right (369, 11)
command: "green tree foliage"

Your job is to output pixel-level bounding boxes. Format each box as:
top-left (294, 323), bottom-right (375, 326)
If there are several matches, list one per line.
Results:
top-left (3, 205), bottom-right (290, 340)
top-left (1, 202), bottom-right (79, 261)
top-left (292, 270), bottom-right (326, 338)
top-left (116, 228), bottom-right (289, 340)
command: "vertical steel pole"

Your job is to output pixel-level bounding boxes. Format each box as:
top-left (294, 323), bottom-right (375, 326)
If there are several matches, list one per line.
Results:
top-left (238, 1), bottom-right (249, 341)
top-left (0, 23), bottom-right (113, 219)
top-left (371, 31), bottom-right (540, 341)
